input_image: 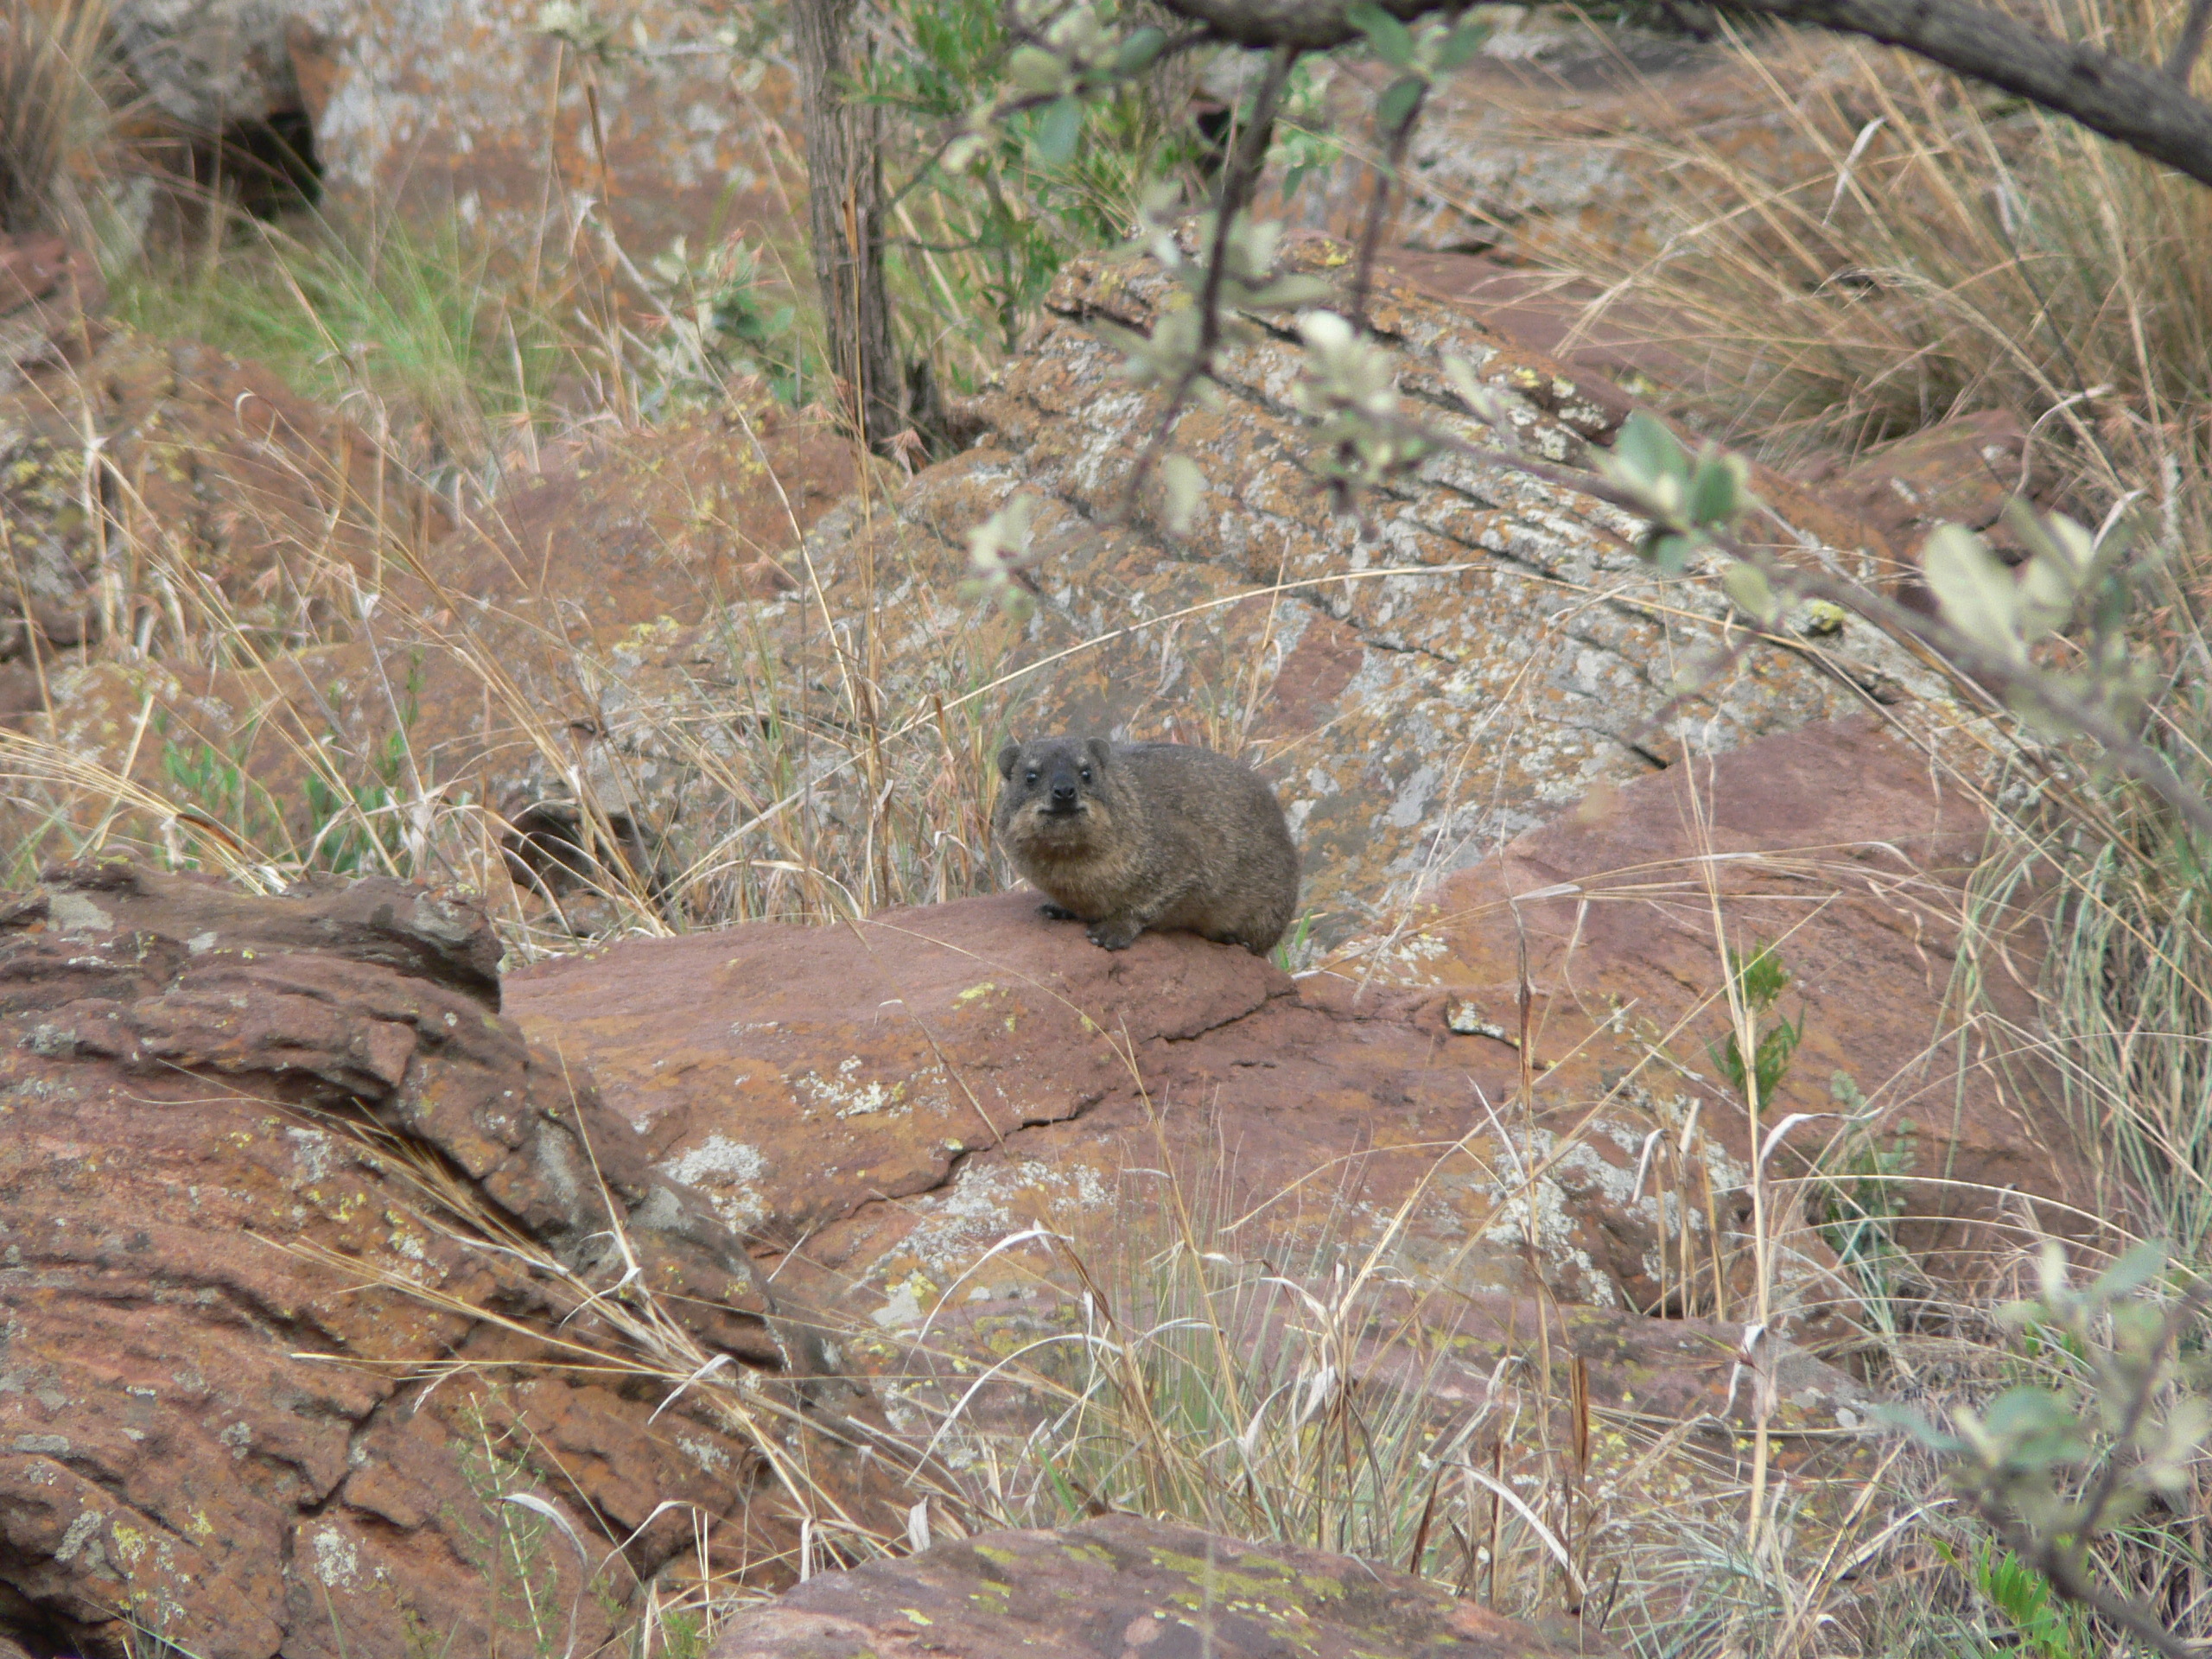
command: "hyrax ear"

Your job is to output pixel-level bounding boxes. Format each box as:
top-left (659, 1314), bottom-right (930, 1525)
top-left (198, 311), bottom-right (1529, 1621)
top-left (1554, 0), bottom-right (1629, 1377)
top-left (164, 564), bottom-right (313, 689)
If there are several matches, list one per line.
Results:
top-left (1085, 737), bottom-right (1112, 771)
top-left (996, 740), bottom-right (1021, 781)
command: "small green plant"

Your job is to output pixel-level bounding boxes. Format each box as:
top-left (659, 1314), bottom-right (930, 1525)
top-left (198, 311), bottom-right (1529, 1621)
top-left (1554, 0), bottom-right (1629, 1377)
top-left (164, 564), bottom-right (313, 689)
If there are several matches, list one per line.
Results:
top-left (162, 736), bottom-right (262, 836)
top-left (1269, 908), bottom-right (1317, 972)
top-left (1957, 1536), bottom-right (2096, 1659)
top-left (868, 0), bottom-right (1209, 370)
top-left (1808, 1071), bottom-right (1920, 1313)
top-left (1268, 57), bottom-right (1345, 207)
top-left (150, 664), bottom-right (425, 880)
top-left (301, 664), bottom-right (422, 876)
top-left (1707, 939), bottom-right (1802, 1105)
top-left (1891, 1242), bottom-right (2212, 1659)
top-left (445, 1398), bottom-right (585, 1658)
top-left (638, 233), bottom-right (814, 410)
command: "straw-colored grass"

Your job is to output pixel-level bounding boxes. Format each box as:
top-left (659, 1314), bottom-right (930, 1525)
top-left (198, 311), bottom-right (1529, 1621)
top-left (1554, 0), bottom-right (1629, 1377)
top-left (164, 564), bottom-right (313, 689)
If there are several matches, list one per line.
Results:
top-left (1489, 0), bottom-right (2212, 532)
top-left (0, 0), bottom-right (111, 238)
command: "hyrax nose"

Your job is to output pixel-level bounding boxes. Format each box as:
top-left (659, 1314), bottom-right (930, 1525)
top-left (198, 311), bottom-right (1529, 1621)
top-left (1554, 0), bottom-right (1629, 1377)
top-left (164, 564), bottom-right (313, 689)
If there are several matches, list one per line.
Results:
top-left (1051, 779), bottom-right (1079, 807)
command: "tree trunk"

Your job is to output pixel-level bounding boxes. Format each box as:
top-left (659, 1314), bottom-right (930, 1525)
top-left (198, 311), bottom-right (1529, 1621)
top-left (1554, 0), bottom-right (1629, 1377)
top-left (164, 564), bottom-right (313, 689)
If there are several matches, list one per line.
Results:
top-left (791, 0), bottom-right (920, 449)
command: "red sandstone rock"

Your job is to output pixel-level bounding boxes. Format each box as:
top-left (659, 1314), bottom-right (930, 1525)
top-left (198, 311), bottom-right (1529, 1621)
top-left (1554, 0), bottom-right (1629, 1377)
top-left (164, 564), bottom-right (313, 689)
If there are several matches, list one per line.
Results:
top-left (0, 858), bottom-right (825, 1659)
top-left (1399, 713), bottom-right (2071, 1250)
top-left (1823, 410), bottom-right (2046, 592)
top-left (509, 715), bottom-right (2068, 1344)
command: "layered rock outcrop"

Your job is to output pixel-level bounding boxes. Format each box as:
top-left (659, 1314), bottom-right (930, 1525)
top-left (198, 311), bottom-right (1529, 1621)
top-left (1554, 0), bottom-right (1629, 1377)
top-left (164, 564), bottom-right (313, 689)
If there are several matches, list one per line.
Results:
top-left (0, 859), bottom-right (830, 1658)
top-left (509, 715), bottom-right (2063, 1335)
top-left (111, 0), bottom-right (791, 263)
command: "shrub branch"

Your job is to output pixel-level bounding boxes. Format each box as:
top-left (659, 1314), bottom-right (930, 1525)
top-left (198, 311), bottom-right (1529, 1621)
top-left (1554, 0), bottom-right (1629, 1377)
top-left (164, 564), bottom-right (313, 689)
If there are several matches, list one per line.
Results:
top-left (1141, 0), bottom-right (2212, 186)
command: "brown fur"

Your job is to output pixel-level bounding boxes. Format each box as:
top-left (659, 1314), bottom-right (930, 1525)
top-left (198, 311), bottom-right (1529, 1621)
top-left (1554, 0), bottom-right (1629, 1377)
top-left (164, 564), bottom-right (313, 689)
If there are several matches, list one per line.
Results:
top-left (992, 736), bottom-right (1300, 954)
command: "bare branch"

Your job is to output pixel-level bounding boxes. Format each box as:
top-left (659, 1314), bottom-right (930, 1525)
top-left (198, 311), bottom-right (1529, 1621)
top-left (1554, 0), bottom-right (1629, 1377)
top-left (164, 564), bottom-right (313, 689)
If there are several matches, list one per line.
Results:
top-left (1146, 0), bottom-right (2212, 187)
top-left (1500, 450), bottom-right (2212, 835)
top-left (1726, 0), bottom-right (2212, 187)
top-left (1148, 0), bottom-right (1457, 52)
top-left (1126, 43), bottom-right (1300, 500)
top-left (1348, 84), bottom-right (1426, 331)
top-left (2168, 0), bottom-right (2212, 83)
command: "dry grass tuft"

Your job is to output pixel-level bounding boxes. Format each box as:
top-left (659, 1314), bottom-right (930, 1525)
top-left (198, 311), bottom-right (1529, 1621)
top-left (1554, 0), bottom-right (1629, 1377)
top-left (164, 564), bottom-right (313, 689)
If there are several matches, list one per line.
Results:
top-left (0, 0), bottom-right (110, 238)
top-left (1522, 0), bottom-right (2212, 530)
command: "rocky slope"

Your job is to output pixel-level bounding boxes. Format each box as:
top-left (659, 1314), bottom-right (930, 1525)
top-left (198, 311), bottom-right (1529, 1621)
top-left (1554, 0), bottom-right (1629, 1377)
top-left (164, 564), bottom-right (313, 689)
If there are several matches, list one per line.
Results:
top-left (0, 12), bottom-right (2098, 1649)
top-left (10, 223), bottom-right (1971, 963)
top-left (707, 1515), bottom-right (1603, 1658)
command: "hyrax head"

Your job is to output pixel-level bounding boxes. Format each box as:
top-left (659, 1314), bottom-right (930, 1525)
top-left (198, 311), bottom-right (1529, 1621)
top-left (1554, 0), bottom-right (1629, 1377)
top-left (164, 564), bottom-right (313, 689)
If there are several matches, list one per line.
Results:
top-left (994, 735), bottom-right (1116, 842)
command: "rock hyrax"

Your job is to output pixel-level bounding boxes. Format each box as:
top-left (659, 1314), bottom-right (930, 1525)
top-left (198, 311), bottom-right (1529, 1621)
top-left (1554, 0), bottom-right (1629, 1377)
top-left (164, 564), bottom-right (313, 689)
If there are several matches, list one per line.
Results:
top-left (993, 736), bottom-right (1300, 955)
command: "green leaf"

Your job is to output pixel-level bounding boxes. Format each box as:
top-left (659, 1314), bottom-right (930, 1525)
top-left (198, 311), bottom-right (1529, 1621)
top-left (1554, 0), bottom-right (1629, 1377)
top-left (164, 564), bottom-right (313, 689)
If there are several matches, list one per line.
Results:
top-left (1245, 274), bottom-right (1333, 308)
top-left (1112, 24), bottom-right (1166, 74)
top-left (1160, 454), bottom-right (1204, 533)
top-left (1608, 410), bottom-right (1688, 495)
top-left (1923, 524), bottom-right (2024, 661)
top-left (1376, 72), bottom-right (1427, 131)
top-left (1868, 1400), bottom-right (1965, 1452)
top-left (1687, 452), bottom-right (1748, 527)
top-left (2017, 547), bottom-right (2081, 639)
top-left (1346, 1), bottom-right (1415, 67)
top-left (1007, 44), bottom-right (1068, 96)
top-left (1440, 354), bottom-right (1501, 423)
top-left (1981, 1386), bottom-right (2081, 1446)
top-left (1721, 560), bottom-right (1780, 626)
top-left (2090, 1240), bottom-right (2166, 1300)
top-left (2002, 499), bottom-right (2098, 582)
top-left (1643, 531), bottom-right (1694, 575)
top-left (1434, 19), bottom-right (1490, 68)
top-left (1033, 96), bottom-right (1084, 166)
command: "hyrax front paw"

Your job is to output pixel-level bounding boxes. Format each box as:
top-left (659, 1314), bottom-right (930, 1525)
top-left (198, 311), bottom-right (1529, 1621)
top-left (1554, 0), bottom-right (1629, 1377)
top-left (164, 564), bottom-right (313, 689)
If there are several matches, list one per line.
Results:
top-left (1086, 916), bottom-right (1144, 950)
top-left (1039, 902), bottom-right (1080, 921)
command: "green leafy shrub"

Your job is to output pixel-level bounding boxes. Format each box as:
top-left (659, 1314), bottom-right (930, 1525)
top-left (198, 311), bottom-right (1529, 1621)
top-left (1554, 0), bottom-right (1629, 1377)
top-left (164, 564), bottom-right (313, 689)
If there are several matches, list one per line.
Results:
top-left (1892, 1243), bottom-right (2212, 1658)
top-left (1707, 939), bottom-right (1802, 1106)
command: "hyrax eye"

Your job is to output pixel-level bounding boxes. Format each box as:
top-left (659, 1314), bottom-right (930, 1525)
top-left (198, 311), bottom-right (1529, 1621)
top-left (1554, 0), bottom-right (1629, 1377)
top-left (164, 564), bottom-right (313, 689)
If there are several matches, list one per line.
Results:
top-left (1079, 768), bottom-right (1092, 783)
top-left (1025, 770), bottom-right (1039, 786)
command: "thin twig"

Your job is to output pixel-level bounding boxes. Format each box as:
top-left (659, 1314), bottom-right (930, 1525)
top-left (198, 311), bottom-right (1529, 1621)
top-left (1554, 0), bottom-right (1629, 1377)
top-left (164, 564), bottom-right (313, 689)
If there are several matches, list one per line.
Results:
top-left (1127, 42), bottom-right (1300, 504)
top-left (1347, 84), bottom-right (1426, 331)
top-left (2167, 0), bottom-right (2212, 82)
top-left (1497, 449), bottom-right (2212, 836)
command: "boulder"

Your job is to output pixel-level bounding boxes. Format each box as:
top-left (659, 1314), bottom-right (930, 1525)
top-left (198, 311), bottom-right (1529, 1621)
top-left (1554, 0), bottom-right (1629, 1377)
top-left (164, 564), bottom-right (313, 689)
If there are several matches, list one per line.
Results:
top-left (1376, 16), bottom-right (1856, 271)
top-left (110, 0), bottom-right (794, 264)
top-left (302, 0), bottom-right (792, 262)
top-left (0, 858), bottom-right (838, 1659)
top-left (708, 1514), bottom-right (1604, 1659)
top-left (1369, 712), bottom-right (2075, 1270)
top-left (111, 0), bottom-right (304, 131)
top-left (507, 715), bottom-right (2064, 1339)
top-left (0, 235), bottom-right (103, 396)
top-left (1815, 410), bottom-right (2045, 586)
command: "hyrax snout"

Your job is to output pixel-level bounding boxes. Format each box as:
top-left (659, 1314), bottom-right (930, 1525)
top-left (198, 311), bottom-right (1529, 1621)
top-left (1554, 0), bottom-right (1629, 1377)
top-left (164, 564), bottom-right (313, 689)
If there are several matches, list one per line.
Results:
top-left (991, 735), bottom-right (1300, 955)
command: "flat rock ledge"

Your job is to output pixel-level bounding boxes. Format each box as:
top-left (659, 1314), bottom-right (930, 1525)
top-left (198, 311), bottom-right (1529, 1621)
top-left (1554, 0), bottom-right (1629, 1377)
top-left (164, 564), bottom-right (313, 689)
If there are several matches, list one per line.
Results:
top-left (709, 1514), bottom-right (1600, 1658)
